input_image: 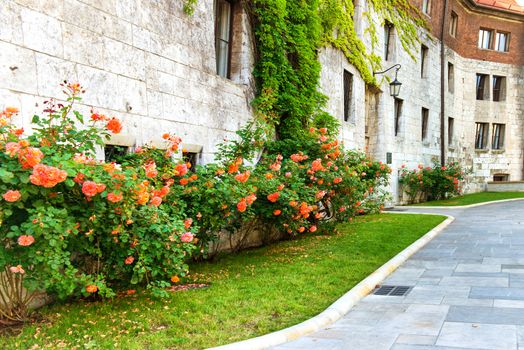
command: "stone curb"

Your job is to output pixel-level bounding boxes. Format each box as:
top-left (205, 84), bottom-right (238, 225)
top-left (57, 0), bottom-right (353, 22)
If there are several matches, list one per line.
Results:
top-left (400, 197), bottom-right (524, 210)
top-left (208, 213), bottom-right (454, 350)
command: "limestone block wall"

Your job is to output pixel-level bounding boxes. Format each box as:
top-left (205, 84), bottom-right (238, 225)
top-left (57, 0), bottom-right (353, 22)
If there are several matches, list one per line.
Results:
top-left (0, 0), bottom-right (255, 163)
top-left (446, 51), bottom-right (524, 192)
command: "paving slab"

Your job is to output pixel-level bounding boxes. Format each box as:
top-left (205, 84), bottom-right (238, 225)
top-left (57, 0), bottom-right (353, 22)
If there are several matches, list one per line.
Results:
top-left (269, 200), bottom-right (524, 350)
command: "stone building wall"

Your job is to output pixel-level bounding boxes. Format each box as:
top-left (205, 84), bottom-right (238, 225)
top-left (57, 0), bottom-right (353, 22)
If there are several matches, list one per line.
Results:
top-left (0, 0), bottom-right (255, 163)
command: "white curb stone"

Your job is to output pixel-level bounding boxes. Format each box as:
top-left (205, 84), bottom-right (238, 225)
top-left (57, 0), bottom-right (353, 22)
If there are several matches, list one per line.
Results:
top-left (208, 213), bottom-right (454, 350)
top-left (401, 197), bottom-right (524, 209)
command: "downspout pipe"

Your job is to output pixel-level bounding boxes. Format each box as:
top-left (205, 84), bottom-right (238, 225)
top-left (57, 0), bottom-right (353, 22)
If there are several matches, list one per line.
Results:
top-left (440, 0), bottom-right (449, 165)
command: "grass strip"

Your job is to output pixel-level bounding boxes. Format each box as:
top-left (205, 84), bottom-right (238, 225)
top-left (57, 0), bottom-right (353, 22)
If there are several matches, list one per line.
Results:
top-left (0, 213), bottom-right (445, 350)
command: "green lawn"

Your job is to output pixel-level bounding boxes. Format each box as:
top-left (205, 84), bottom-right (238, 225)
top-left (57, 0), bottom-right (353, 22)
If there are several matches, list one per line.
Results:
top-left (1, 214), bottom-right (445, 350)
top-left (412, 192), bottom-right (524, 206)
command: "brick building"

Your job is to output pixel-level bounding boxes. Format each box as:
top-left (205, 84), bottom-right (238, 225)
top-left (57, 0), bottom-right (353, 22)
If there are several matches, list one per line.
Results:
top-left (0, 0), bottom-right (522, 203)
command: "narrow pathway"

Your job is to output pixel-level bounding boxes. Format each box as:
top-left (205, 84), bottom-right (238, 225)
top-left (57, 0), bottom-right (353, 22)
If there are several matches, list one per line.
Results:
top-left (272, 200), bottom-right (524, 350)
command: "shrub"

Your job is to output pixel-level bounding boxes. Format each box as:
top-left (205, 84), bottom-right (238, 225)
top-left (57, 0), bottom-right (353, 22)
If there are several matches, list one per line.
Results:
top-left (0, 84), bottom-right (391, 322)
top-left (399, 161), bottom-right (464, 203)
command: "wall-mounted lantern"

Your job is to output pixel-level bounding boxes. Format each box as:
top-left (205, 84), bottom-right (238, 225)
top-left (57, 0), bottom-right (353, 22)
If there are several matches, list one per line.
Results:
top-left (373, 64), bottom-right (402, 97)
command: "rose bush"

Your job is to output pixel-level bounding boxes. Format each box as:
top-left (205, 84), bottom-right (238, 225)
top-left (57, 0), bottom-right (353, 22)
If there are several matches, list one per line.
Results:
top-left (0, 84), bottom-right (197, 322)
top-left (1, 84), bottom-right (391, 322)
top-left (399, 161), bottom-right (464, 203)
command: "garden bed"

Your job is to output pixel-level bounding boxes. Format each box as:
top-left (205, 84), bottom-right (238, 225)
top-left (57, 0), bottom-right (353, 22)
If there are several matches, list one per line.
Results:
top-left (0, 213), bottom-right (445, 350)
top-left (411, 192), bottom-right (524, 206)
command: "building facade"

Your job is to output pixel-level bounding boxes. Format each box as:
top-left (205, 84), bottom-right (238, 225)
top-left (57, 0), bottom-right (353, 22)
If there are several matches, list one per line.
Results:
top-left (0, 0), bottom-right (523, 203)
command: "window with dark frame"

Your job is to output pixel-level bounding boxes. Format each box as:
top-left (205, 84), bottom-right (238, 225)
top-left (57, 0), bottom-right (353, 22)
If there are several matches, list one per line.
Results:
top-left (421, 45), bottom-right (428, 78)
top-left (492, 123), bottom-right (505, 150)
top-left (448, 117), bottom-right (454, 146)
top-left (448, 62), bottom-right (454, 93)
top-left (495, 32), bottom-right (510, 52)
top-left (215, 0), bottom-right (233, 78)
top-left (492, 76), bottom-right (506, 102)
top-left (384, 22), bottom-right (393, 61)
top-left (476, 73), bottom-right (489, 100)
top-left (475, 122), bottom-right (489, 149)
top-left (478, 28), bottom-right (494, 49)
top-left (394, 98), bottom-right (403, 136)
top-left (422, 0), bottom-right (431, 15)
top-left (421, 108), bottom-right (429, 141)
top-left (449, 12), bottom-right (458, 37)
top-left (343, 70), bottom-right (354, 123)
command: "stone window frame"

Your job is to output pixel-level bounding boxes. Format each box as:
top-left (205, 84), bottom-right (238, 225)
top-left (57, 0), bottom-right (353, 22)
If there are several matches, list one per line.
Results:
top-left (448, 117), bottom-right (454, 147)
top-left (492, 123), bottom-right (505, 150)
top-left (343, 69), bottom-right (354, 123)
top-left (449, 11), bottom-right (458, 38)
top-left (421, 107), bottom-right (429, 142)
top-left (215, 0), bottom-right (235, 79)
top-left (474, 122), bottom-right (489, 150)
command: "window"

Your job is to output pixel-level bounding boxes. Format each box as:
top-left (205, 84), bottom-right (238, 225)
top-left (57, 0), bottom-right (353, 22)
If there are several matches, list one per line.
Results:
top-left (421, 108), bottom-right (429, 141)
top-left (476, 73), bottom-right (489, 100)
top-left (384, 22), bottom-right (393, 61)
top-left (449, 12), bottom-right (458, 37)
top-left (420, 45), bottom-right (428, 78)
top-left (448, 117), bottom-right (454, 146)
top-left (183, 151), bottom-right (199, 172)
top-left (478, 28), bottom-right (494, 49)
top-left (448, 62), bottom-right (454, 93)
top-left (394, 98), bottom-right (403, 136)
top-left (475, 122), bottom-right (489, 149)
top-left (495, 32), bottom-right (510, 52)
top-left (422, 0), bottom-right (431, 15)
top-left (492, 76), bottom-right (506, 102)
top-left (493, 174), bottom-right (509, 182)
top-left (343, 70), bottom-right (354, 123)
top-left (104, 145), bottom-right (128, 163)
top-left (492, 123), bottom-right (505, 150)
top-left (215, 0), bottom-right (233, 78)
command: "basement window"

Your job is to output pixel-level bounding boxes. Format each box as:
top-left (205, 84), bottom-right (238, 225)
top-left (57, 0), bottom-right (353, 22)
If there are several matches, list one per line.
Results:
top-left (104, 145), bottom-right (129, 163)
top-left (493, 174), bottom-right (509, 182)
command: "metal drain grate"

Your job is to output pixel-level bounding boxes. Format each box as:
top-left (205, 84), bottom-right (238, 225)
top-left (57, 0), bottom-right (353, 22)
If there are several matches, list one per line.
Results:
top-left (373, 285), bottom-right (412, 297)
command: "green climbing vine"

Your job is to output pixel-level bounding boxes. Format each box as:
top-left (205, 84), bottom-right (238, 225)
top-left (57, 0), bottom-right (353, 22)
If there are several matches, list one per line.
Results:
top-left (183, 0), bottom-right (426, 139)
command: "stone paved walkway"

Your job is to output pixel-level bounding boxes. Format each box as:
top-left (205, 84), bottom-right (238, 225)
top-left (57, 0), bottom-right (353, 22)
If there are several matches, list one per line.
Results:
top-left (272, 200), bottom-right (524, 350)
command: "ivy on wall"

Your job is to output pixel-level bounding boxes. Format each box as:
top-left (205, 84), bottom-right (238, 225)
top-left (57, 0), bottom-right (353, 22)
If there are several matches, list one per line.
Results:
top-left (183, 0), bottom-right (426, 139)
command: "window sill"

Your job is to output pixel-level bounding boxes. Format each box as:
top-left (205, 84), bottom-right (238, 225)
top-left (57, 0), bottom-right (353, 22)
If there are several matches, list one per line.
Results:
top-left (448, 146), bottom-right (455, 151)
top-left (492, 149), bottom-right (505, 154)
top-left (475, 148), bottom-right (489, 153)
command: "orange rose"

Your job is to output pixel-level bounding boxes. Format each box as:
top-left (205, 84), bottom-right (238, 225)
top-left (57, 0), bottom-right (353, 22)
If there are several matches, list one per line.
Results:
top-left (267, 192), bottom-right (280, 203)
top-left (237, 200), bottom-right (247, 212)
top-left (3, 190), bottom-right (21, 202)
top-left (106, 118), bottom-right (122, 134)
top-left (171, 276), bottom-right (180, 283)
top-left (17, 235), bottom-right (35, 246)
top-left (273, 209), bottom-right (282, 216)
top-left (86, 285), bottom-right (98, 293)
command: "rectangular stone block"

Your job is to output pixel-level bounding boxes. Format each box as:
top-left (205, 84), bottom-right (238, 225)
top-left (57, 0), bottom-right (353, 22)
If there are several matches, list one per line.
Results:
top-left (436, 322), bottom-right (517, 350)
